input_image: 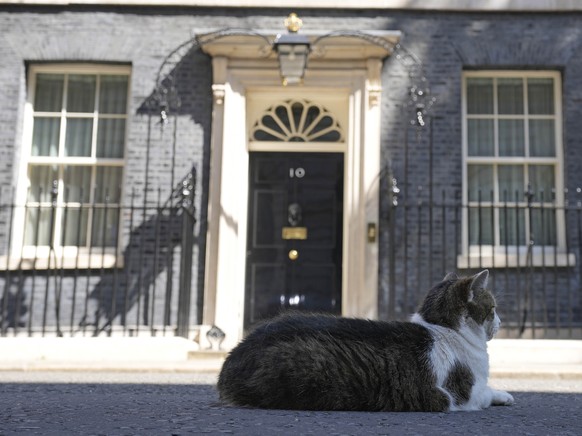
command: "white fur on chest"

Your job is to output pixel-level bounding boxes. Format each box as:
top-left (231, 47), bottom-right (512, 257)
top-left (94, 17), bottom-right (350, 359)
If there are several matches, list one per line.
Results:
top-left (410, 313), bottom-right (498, 411)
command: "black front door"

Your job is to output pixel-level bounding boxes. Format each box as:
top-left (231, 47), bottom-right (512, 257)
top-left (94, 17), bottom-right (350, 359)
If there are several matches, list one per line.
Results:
top-left (245, 152), bottom-right (344, 328)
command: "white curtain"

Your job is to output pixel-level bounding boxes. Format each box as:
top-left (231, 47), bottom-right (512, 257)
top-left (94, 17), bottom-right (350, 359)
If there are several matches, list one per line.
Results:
top-left (528, 78), bottom-right (554, 114)
top-left (467, 119), bottom-right (494, 156)
top-left (34, 74), bottom-right (63, 112)
top-left (498, 78), bottom-right (523, 114)
top-left (25, 166), bottom-right (57, 246)
top-left (499, 119), bottom-right (524, 156)
top-left (61, 166), bottom-right (92, 246)
top-left (67, 75), bottom-right (95, 113)
top-left (91, 167), bottom-right (122, 247)
top-left (97, 119), bottom-right (125, 158)
top-left (99, 75), bottom-right (128, 114)
top-left (466, 78), bottom-right (493, 114)
top-left (529, 119), bottom-right (555, 157)
top-left (32, 118), bottom-right (60, 156)
top-left (65, 118), bottom-right (93, 156)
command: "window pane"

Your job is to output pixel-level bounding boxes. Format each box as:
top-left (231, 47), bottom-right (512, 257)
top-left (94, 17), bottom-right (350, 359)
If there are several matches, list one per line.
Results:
top-left (529, 119), bottom-right (555, 157)
top-left (24, 207), bottom-right (52, 246)
top-left (499, 119), bottom-right (524, 156)
top-left (498, 165), bottom-right (524, 200)
top-left (25, 165), bottom-right (57, 246)
top-left (468, 119), bottom-right (494, 156)
top-left (91, 209), bottom-right (120, 247)
top-left (97, 119), bottom-right (125, 158)
top-left (28, 165), bottom-right (58, 203)
top-left (62, 166), bottom-right (92, 247)
top-left (499, 207), bottom-right (526, 245)
top-left (67, 75), bottom-right (96, 113)
top-left (529, 165), bottom-right (555, 197)
top-left (65, 118), bottom-right (93, 156)
top-left (95, 167), bottom-right (122, 203)
top-left (464, 74), bottom-right (561, 249)
top-left (468, 165), bottom-right (493, 201)
top-left (528, 78), bottom-right (554, 115)
top-left (498, 78), bottom-right (524, 114)
top-left (62, 208), bottom-right (89, 246)
top-left (469, 208), bottom-right (493, 245)
top-left (531, 208), bottom-right (556, 246)
top-left (99, 75), bottom-right (128, 114)
top-left (32, 118), bottom-right (60, 156)
top-left (467, 78), bottom-right (493, 114)
top-left (63, 166), bottom-right (92, 203)
top-left (34, 74), bottom-right (64, 112)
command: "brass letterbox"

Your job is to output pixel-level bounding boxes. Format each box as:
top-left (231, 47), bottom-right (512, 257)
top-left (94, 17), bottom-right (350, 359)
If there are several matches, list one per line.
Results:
top-left (282, 227), bottom-right (308, 240)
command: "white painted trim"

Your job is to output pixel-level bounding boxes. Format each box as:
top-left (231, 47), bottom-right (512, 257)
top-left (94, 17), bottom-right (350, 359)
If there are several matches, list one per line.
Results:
top-left (457, 252), bottom-right (576, 269)
top-left (203, 51), bottom-right (383, 348)
top-left (248, 141), bottom-right (346, 153)
top-left (460, 70), bottom-right (566, 267)
top-left (202, 57), bottom-right (227, 327)
top-left (211, 74), bottom-right (250, 348)
top-left (0, 252), bottom-right (122, 270)
top-left (14, 63), bottom-right (131, 259)
top-left (2, 0), bottom-right (581, 12)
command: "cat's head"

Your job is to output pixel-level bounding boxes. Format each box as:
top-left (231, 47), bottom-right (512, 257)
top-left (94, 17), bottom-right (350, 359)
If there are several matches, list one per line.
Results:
top-left (417, 270), bottom-right (500, 341)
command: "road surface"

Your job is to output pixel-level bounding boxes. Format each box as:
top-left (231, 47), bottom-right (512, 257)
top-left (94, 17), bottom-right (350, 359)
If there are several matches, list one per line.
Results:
top-left (0, 372), bottom-right (580, 435)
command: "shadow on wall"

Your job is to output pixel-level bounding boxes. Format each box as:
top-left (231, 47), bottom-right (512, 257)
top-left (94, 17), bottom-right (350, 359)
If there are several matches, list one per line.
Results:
top-left (0, 168), bottom-right (196, 337)
top-left (84, 176), bottom-right (196, 336)
top-left (1, 44), bottom-right (212, 336)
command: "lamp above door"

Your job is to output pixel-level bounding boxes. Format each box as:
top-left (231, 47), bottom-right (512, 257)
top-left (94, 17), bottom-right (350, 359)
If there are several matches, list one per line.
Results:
top-left (273, 13), bottom-right (311, 86)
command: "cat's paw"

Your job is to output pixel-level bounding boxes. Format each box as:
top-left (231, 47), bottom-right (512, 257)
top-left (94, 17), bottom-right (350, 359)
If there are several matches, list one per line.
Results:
top-left (491, 389), bottom-right (514, 406)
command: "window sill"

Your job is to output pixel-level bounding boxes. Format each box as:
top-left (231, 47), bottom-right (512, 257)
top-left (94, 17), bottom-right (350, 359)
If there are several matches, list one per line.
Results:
top-left (0, 254), bottom-right (124, 271)
top-left (457, 251), bottom-right (576, 269)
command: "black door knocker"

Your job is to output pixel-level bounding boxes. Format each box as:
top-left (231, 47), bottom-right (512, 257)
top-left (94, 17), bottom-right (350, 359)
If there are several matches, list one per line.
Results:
top-left (287, 203), bottom-right (302, 227)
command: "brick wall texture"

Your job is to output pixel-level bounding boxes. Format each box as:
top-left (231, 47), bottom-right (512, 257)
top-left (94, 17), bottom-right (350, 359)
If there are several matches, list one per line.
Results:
top-left (1, 6), bottom-right (581, 335)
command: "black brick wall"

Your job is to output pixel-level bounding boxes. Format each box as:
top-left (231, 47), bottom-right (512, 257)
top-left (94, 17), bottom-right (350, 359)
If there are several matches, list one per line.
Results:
top-left (1, 6), bottom-right (581, 334)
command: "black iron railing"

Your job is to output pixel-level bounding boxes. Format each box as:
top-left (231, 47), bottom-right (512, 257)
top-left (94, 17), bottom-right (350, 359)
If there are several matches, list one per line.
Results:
top-left (3, 165), bottom-right (581, 339)
top-left (0, 168), bottom-right (197, 338)
top-left (384, 181), bottom-right (582, 339)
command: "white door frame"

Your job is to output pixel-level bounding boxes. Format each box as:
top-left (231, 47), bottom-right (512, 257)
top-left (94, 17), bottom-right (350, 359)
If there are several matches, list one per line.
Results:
top-left (201, 34), bottom-right (393, 349)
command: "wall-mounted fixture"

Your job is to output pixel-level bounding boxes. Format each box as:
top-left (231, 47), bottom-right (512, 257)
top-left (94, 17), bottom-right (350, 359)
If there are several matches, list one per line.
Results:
top-left (273, 13), bottom-right (311, 86)
top-left (367, 222), bottom-right (377, 243)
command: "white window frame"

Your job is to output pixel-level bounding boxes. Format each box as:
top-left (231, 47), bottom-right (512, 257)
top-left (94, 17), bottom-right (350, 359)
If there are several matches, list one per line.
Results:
top-left (459, 70), bottom-right (573, 268)
top-left (8, 63), bottom-right (131, 269)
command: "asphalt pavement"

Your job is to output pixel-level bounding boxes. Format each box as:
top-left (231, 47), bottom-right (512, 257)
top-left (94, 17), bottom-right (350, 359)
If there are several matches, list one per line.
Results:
top-left (1, 371), bottom-right (581, 435)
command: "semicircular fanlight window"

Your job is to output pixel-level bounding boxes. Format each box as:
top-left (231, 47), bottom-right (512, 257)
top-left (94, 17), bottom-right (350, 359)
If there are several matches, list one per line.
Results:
top-left (251, 99), bottom-right (343, 142)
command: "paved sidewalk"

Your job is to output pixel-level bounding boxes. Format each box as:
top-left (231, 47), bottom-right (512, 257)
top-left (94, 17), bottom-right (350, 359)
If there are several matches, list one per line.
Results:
top-left (0, 336), bottom-right (223, 372)
top-left (488, 339), bottom-right (582, 379)
top-left (0, 337), bottom-right (581, 379)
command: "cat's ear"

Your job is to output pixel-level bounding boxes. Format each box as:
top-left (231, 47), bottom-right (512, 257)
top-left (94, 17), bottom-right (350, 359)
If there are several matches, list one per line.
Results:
top-left (443, 272), bottom-right (458, 282)
top-left (471, 269), bottom-right (489, 290)
top-left (469, 270), bottom-right (489, 300)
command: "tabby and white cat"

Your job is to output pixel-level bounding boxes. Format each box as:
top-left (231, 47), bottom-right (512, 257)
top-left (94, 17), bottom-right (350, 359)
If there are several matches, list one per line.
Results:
top-left (217, 270), bottom-right (514, 412)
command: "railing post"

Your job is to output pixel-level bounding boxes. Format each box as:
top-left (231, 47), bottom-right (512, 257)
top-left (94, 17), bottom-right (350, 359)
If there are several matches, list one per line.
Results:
top-left (388, 177), bottom-right (399, 321)
top-left (522, 184), bottom-right (535, 337)
top-left (176, 167), bottom-right (196, 338)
